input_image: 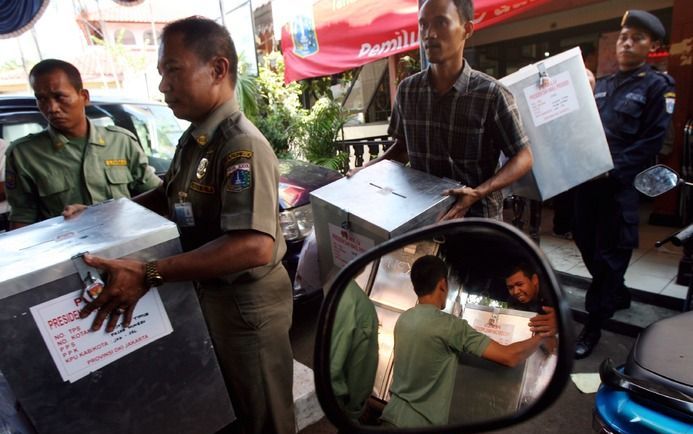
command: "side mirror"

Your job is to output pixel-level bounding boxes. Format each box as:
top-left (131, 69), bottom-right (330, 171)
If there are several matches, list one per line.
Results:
top-left (634, 164), bottom-right (681, 197)
top-left (314, 219), bottom-right (574, 433)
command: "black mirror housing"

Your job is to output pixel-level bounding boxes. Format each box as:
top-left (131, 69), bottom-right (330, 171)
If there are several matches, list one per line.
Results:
top-left (314, 219), bottom-right (575, 433)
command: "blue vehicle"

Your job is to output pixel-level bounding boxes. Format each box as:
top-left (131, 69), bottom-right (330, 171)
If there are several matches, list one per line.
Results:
top-left (593, 165), bottom-right (693, 434)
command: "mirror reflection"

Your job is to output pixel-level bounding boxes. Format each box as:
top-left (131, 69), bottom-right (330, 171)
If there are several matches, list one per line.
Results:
top-left (634, 164), bottom-right (679, 197)
top-left (328, 235), bottom-right (558, 429)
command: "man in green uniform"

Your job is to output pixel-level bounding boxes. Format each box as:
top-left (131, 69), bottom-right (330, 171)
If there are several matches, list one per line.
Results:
top-left (5, 59), bottom-right (160, 229)
top-left (67, 17), bottom-right (295, 434)
top-left (380, 255), bottom-right (544, 427)
top-left (330, 280), bottom-right (379, 422)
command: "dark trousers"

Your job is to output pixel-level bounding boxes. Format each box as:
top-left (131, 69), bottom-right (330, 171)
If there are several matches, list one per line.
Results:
top-left (552, 188), bottom-right (575, 235)
top-left (573, 178), bottom-right (634, 325)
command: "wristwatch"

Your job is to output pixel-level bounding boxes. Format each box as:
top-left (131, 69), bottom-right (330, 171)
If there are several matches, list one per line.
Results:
top-left (144, 261), bottom-right (164, 288)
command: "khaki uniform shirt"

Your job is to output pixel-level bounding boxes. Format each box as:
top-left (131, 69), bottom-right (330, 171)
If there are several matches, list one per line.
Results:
top-left (163, 98), bottom-right (287, 288)
top-left (6, 119), bottom-right (161, 224)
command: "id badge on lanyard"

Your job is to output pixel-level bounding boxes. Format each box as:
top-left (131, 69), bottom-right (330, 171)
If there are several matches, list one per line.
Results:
top-left (175, 191), bottom-right (195, 227)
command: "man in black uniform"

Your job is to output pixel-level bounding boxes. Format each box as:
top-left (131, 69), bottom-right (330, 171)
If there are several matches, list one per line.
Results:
top-left (573, 10), bottom-right (676, 359)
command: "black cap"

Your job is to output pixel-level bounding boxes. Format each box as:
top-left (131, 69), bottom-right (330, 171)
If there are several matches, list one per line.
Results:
top-left (621, 10), bottom-right (665, 41)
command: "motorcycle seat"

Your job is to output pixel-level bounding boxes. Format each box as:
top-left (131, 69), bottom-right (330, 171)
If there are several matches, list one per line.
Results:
top-left (626, 311), bottom-right (693, 398)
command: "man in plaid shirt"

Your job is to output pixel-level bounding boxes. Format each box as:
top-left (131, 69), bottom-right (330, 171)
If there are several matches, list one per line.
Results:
top-left (355, 0), bottom-right (532, 220)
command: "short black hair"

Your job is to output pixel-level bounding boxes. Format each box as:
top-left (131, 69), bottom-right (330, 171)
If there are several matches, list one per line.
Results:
top-left (162, 16), bottom-right (238, 85)
top-left (411, 255), bottom-right (448, 297)
top-left (29, 59), bottom-right (83, 91)
top-left (506, 262), bottom-right (536, 280)
top-left (453, 0), bottom-right (474, 23)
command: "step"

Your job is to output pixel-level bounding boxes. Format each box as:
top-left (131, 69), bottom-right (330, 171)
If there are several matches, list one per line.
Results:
top-left (558, 272), bottom-right (683, 337)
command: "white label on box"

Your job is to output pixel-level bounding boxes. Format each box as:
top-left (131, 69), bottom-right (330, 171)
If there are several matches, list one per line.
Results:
top-left (471, 318), bottom-right (516, 346)
top-left (328, 223), bottom-right (375, 268)
top-left (30, 288), bottom-right (173, 383)
top-left (523, 71), bottom-right (579, 127)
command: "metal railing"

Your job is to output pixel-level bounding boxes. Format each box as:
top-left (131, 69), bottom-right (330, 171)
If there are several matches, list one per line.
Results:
top-left (334, 135), bottom-right (394, 168)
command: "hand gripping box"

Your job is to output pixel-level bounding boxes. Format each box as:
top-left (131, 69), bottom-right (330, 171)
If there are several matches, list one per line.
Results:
top-left (0, 199), bottom-right (234, 434)
top-left (309, 159), bottom-right (460, 283)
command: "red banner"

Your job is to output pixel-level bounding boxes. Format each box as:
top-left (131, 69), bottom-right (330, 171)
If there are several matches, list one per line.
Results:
top-left (281, 0), bottom-right (552, 83)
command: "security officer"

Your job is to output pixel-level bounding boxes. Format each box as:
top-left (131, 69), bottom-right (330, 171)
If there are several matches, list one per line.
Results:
top-left (5, 59), bottom-right (161, 230)
top-left (573, 10), bottom-right (676, 359)
top-left (67, 17), bottom-right (296, 434)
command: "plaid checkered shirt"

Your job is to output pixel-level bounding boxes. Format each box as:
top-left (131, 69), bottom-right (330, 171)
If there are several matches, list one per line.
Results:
top-left (388, 61), bottom-right (529, 219)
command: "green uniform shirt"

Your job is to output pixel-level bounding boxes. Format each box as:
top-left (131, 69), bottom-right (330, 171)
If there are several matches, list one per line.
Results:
top-left (163, 98), bottom-right (287, 286)
top-left (6, 119), bottom-right (161, 224)
top-left (381, 304), bottom-right (491, 427)
top-left (330, 281), bottom-right (379, 420)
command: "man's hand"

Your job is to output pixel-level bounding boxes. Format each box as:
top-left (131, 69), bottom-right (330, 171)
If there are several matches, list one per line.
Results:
top-left (585, 68), bottom-right (596, 91)
top-left (440, 186), bottom-right (481, 221)
top-left (529, 306), bottom-right (557, 337)
top-left (79, 254), bottom-right (148, 332)
top-left (345, 165), bottom-right (365, 178)
top-left (62, 204), bottom-right (88, 219)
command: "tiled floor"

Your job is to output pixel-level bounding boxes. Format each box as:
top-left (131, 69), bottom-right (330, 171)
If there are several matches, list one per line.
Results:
top-left (534, 205), bottom-right (688, 300)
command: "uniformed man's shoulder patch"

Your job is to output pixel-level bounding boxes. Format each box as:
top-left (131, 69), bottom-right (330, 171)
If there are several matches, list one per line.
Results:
top-left (665, 91), bottom-right (676, 114)
top-left (226, 162), bottom-right (252, 192)
top-left (224, 150), bottom-right (253, 166)
top-left (104, 124), bottom-right (138, 141)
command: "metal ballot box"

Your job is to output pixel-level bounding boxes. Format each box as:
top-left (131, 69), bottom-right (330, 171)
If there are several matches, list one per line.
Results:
top-left (500, 47), bottom-right (613, 201)
top-left (358, 241), bottom-right (555, 420)
top-left (310, 160), bottom-right (459, 282)
top-left (453, 305), bottom-right (555, 424)
top-left (0, 199), bottom-right (233, 434)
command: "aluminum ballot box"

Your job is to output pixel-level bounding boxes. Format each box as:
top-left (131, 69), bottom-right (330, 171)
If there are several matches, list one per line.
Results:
top-left (0, 199), bottom-right (234, 434)
top-left (500, 46), bottom-right (613, 201)
top-left (309, 159), bottom-right (460, 282)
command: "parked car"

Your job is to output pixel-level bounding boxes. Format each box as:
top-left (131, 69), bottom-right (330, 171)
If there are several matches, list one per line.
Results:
top-left (0, 95), bottom-right (343, 300)
top-left (0, 95), bottom-right (185, 175)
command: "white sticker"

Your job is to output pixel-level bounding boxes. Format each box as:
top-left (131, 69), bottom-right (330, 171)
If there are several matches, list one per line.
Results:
top-left (30, 288), bottom-right (173, 383)
top-left (328, 223), bottom-right (375, 268)
top-left (523, 70), bottom-right (580, 127)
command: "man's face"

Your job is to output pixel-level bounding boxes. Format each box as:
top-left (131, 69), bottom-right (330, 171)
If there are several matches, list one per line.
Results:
top-left (31, 70), bottom-right (88, 136)
top-left (505, 270), bottom-right (539, 304)
top-left (616, 26), bottom-right (658, 71)
top-left (158, 32), bottom-right (217, 124)
top-left (419, 0), bottom-right (472, 65)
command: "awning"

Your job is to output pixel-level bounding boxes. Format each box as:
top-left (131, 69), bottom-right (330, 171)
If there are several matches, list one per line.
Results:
top-left (0, 0), bottom-right (50, 39)
top-left (281, 0), bottom-right (552, 83)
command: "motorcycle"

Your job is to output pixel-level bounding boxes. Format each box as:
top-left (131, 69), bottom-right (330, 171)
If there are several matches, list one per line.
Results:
top-left (593, 165), bottom-right (693, 434)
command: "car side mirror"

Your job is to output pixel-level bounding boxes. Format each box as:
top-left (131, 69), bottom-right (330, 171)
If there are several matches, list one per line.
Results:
top-left (634, 164), bottom-right (681, 197)
top-left (313, 219), bottom-right (574, 433)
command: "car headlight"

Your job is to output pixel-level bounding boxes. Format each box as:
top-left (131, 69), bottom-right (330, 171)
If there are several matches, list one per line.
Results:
top-left (280, 204), bottom-right (314, 241)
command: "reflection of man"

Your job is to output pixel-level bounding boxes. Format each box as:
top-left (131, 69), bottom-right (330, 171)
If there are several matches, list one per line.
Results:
top-left (5, 59), bottom-right (160, 229)
top-left (573, 10), bottom-right (676, 359)
top-left (349, 0), bottom-right (532, 220)
top-left (330, 280), bottom-right (379, 421)
top-left (380, 255), bottom-right (543, 427)
top-left (504, 264), bottom-right (557, 337)
top-left (67, 17), bottom-right (295, 434)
